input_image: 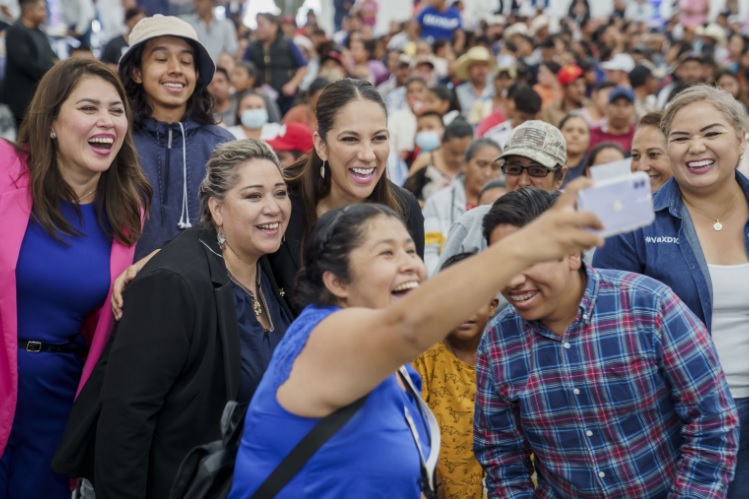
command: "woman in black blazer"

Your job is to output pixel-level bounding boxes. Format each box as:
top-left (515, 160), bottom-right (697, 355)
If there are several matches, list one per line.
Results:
top-left (269, 78), bottom-right (424, 311)
top-left (91, 140), bottom-right (294, 498)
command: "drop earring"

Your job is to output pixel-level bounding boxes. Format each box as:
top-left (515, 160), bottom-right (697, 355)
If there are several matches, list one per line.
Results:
top-left (217, 228), bottom-right (226, 250)
top-left (50, 131), bottom-right (56, 139)
top-left (320, 160), bottom-right (326, 179)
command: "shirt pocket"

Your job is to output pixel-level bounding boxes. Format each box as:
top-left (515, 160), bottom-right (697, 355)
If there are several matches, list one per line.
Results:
top-left (600, 356), bottom-right (658, 418)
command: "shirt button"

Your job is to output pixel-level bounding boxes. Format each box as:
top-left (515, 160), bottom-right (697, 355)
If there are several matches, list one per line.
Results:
top-left (573, 388), bottom-right (581, 395)
top-left (586, 430), bottom-right (593, 436)
top-left (563, 342), bottom-right (571, 349)
top-left (598, 471), bottom-right (606, 478)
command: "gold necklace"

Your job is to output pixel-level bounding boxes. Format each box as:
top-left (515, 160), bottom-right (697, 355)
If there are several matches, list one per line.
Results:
top-left (684, 189), bottom-right (741, 232)
top-left (77, 188), bottom-right (97, 203)
top-left (227, 272), bottom-right (263, 317)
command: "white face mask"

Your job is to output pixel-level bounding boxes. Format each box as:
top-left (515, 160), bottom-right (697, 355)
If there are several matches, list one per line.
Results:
top-left (415, 130), bottom-right (442, 152)
top-left (241, 109), bottom-right (269, 129)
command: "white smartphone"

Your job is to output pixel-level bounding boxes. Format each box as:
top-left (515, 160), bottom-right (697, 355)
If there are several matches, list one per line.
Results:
top-left (576, 172), bottom-right (655, 238)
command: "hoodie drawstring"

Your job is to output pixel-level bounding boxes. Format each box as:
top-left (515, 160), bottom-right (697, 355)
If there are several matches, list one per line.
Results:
top-left (177, 122), bottom-right (192, 229)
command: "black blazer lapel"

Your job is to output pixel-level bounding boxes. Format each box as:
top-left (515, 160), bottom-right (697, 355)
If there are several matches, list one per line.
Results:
top-left (199, 229), bottom-right (241, 402)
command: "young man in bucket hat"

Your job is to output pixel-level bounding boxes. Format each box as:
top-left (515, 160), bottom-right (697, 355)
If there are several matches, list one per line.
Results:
top-left (117, 15), bottom-right (235, 259)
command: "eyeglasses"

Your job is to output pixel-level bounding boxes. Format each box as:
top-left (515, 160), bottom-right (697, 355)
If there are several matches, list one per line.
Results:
top-left (499, 161), bottom-right (557, 178)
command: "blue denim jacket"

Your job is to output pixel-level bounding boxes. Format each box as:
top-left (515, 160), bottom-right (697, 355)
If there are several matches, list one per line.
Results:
top-left (592, 171), bottom-right (749, 332)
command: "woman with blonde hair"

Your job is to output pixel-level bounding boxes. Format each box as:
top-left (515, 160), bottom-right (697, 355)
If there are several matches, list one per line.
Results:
top-left (594, 84), bottom-right (749, 498)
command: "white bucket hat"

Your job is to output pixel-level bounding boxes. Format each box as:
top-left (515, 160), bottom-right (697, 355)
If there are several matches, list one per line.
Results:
top-left (119, 15), bottom-right (215, 86)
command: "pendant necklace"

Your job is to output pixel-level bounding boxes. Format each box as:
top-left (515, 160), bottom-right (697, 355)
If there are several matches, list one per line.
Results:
top-left (227, 271), bottom-right (264, 317)
top-left (684, 190), bottom-right (741, 232)
top-left (77, 188), bottom-right (97, 203)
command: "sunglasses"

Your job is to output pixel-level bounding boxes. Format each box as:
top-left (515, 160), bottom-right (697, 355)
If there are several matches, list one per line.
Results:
top-left (499, 161), bottom-right (557, 178)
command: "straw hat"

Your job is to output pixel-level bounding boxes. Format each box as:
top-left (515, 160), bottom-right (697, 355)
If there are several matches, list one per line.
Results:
top-left (119, 15), bottom-right (216, 85)
top-left (696, 23), bottom-right (727, 47)
top-left (455, 47), bottom-right (496, 80)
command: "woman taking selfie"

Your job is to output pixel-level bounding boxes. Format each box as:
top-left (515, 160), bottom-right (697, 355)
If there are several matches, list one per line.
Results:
top-left (93, 139), bottom-right (293, 498)
top-left (594, 85), bottom-right (749, 498)
top-left (270, 78), bottom-right (424, 307)
top-left (0, 58), bottom-right (150, 498)
top-left (230, 179), bottom-right (604, 497)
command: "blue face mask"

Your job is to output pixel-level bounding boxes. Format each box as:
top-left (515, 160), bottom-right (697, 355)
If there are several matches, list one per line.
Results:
top-left (241, 109), bottom-right (269, 129)
top-left (415, 130), bottom-right (442, 152)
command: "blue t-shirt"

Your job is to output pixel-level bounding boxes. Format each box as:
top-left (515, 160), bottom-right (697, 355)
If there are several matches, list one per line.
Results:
top-left (229, 305), bottom-right (430, 498)
top-left (417, 6), bottom-right (462, 41)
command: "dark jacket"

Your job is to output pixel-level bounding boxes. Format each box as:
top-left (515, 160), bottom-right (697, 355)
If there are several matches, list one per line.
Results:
top-left (244, 35), bottom-right (299, 93)
top-left (92, 227), bottom-right (292, 499)
top-left (269, 183), bottom-right (425, 312)
top-left (1, 20), bottom-right (55, 122)
top-left (133, 119), bottom-right (235, 259)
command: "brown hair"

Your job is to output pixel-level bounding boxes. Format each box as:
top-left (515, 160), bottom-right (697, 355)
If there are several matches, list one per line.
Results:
top-left (285, 78), bottom-right (405, 231)
top-left (638, 111), bottom-right (663, 128)
top-left (16, 58), bottom-right (151, 246)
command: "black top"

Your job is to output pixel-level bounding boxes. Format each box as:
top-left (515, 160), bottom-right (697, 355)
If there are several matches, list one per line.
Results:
top-left (100, 34), bottom-right (127, 65)
top-left (1, 20), bottom-right (56, 121)
top-left (92, 227), bottom-right (292, 498)
top-left (268, 182), bottom-right (425, 313)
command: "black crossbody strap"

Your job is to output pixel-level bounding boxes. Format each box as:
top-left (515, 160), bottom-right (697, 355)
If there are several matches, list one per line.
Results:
top-left (250, 395), bottom-right (368, 498)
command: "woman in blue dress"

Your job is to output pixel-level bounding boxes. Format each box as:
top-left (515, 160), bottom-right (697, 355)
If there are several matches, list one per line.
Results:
top-left (230, 178), bottom-right (605, 497)
top-left (0, 58), bottom-right (151, 498)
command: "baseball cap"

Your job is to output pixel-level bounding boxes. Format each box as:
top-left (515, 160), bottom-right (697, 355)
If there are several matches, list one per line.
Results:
top-left (557, 64), bottom-right (584, 86)
top-left (321, 50), bottom-right (344, 66)
top-left (498, 120), bottom-right (567, 169)
top-left (608, 86), bottom-right (635, 104)
top-left (678, 52), bottom-right (704, 65)
top-left (600, 53), bottom-right (636, 73)
top-left (265, 123), bottom-right (313, 153)
top-left (119, 15), bottom-right (215, 85)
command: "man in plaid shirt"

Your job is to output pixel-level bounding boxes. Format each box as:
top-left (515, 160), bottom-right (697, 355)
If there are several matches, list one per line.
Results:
top-left (474, 187), bottom-right (739, 498)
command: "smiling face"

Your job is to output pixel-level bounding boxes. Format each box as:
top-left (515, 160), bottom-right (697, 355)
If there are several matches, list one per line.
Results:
top-left (666, 101), bottom-right (745, 195)
top-left (209, 159), bottom-right (291, 261)
top-left (631, 125), bottom-right (672, 191)
top-left (490, 224), bottom-right (583, 334)
top-left (133, 36), bottom-right (198, 122)
top-left (331, 215), bottom-right (425, 309)
top-left (52, 76), bottom-right (128, 185)
top-left (503, 155), bottom-right (563, 192)
top-left (314, 99), bottom-right (389, 206)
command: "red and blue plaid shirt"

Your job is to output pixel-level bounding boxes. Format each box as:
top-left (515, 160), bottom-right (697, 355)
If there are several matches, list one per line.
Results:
top-left (474, 266), bottom-right (739, 498)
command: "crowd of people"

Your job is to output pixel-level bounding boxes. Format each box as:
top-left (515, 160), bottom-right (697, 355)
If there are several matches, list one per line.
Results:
top-left (1, 0), bottom-right (749, 498)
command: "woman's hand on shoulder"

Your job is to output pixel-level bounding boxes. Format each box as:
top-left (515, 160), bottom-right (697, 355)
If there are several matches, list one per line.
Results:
top-left (111, 250), bottom-right (160, 320)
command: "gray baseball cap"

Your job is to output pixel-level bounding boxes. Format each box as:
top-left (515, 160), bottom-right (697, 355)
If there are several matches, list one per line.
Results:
top-left (498, 120), bottom-right (567, 169)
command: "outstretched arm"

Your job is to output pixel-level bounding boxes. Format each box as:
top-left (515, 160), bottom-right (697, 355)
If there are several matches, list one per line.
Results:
top-left (278, 179), bottom-right (604, 417)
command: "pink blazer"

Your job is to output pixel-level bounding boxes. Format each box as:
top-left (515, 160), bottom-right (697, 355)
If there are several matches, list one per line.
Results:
top-left (0, 139), bottom-right (136, 454)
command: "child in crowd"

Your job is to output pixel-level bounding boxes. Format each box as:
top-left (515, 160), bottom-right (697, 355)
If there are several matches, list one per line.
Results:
top-left (413, 252), bottom-right (498, 499)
